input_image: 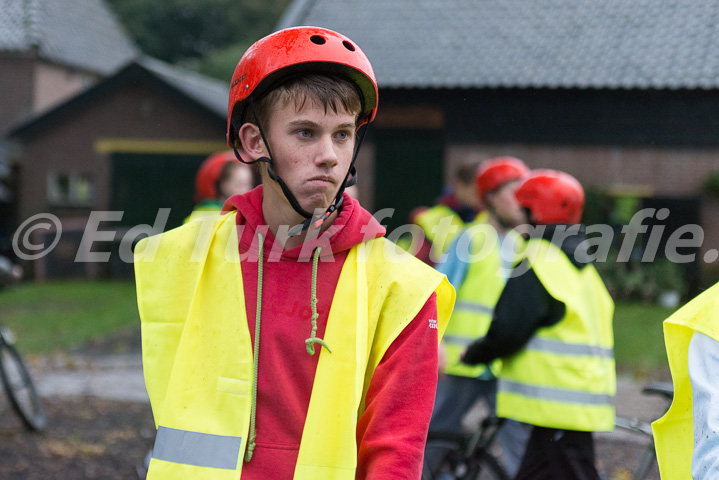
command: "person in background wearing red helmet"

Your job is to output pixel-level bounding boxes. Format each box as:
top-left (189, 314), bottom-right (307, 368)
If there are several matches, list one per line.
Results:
top-left (184, 150), bottom-right (258, 223)
top-left (462, 169), bottom-right (615, 480)
top-left (134, 26), bottom-right (454, 480)
top-left (425, 157), bottom-right (530, 476)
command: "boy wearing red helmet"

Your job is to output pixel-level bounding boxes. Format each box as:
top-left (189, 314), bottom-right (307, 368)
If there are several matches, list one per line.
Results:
top-left (184, 150), bottom-right (257, 223)
top-left (134, 27), bottom-right (454, 480)
top-left (426, 156), bottom-right (529, 476)
top-left (462, 169), bottom-right (615, 480)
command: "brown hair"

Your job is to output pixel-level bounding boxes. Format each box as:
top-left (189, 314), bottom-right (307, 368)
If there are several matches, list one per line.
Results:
top-left (247, 74), bottom-right (363, 132)
top-left (455, 160), bottom-right (481, 186)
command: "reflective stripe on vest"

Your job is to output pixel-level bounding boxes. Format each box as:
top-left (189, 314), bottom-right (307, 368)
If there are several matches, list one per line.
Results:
top-left (136, 213), bottom-right (455, 479)
top-left (525, 337), bottom-right (614, 359)
top-left (652, 281), bottom-right (719, 480)
top-left (442, 216), bottom-right (519, 378)
top-left (153, 426), bottom-right (242, 470)
top-left (454, 300), bottom-right (494, 315)
top-left (497, 238), bottom-right (616, 432)
top-left (499, 380), bottom-right (614, 406)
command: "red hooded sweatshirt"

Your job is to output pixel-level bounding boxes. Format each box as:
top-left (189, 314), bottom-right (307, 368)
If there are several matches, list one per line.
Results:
top-left (224, 186), bottom-right (439, 479)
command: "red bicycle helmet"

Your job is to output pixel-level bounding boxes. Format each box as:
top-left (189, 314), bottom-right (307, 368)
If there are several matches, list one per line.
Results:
top-left (514, 169), bottom-right (585, 224)
top-left (475, 157), bottom-right (529, 199)
top-left (194, 150), bottom-right (245, 202)
top-left (226, 26), bottom-right (378, 147)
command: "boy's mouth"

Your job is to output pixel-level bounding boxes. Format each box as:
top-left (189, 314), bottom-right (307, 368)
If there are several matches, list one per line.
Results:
top-left (308, 176), bottom-right (335, 186)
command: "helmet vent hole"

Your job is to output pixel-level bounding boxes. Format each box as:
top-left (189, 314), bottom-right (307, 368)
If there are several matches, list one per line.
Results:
top-left (310, 35), bottom-right (326, 45)
top-left (342, 40), bottom-right (356, 51)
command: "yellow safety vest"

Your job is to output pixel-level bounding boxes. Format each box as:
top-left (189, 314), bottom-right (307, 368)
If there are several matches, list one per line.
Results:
top-left (443, 212), bottom-right (521, 377)
top-left (135, 212), bottom-right (455, 479)
top-left (414, 205), bottom-right (467, 256)
top-left (183, 200), bottom-right (224, 224)
top-left (652, 282), bottom-right (719, 480)
top-left (497, 238), bottom-right (616, 431)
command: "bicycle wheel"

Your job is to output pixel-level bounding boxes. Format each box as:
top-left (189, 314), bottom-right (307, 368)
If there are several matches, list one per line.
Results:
top-left (424, 433), bottom-right (509, 480)
top-left (423, 436), bottom-right (467, 480)
top-left (468, 451), bottom-right (510, 480)
top-left (0, 340), bottom-right (46, 431)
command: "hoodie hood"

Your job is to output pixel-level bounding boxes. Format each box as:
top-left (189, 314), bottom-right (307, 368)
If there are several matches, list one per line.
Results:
top-left (224, 185), bottom-right (386, 260)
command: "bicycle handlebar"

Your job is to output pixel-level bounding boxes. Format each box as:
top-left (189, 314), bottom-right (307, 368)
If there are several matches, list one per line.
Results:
top-left (641, 381), bottom-right (674, 401)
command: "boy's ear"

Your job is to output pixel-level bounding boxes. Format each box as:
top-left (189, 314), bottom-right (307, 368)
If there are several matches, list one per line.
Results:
top-left (238, 123), bottom-right (267, 160)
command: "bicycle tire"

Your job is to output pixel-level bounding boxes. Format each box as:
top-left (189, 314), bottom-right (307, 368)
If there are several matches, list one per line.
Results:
top-left (0, 340), bottom-right (46, 431)
top-left (423, 436), bottom-right (466, 480)
top-left (468, 451), bottom-right (510, 480)
top-left (632, 442), bottom-right (658, 480)
top-left (614, 416), bottom-right (659, 480)
top-left (424, 434), bottom-right (509, 480)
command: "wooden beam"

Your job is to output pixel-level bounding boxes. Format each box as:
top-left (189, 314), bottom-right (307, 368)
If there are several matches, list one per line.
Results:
top-left (94, 138), bottom-right (227, 155)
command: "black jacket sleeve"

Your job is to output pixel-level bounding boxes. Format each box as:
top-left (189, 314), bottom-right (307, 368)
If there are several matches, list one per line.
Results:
top-left (462, 260), bottom-right (565, 365)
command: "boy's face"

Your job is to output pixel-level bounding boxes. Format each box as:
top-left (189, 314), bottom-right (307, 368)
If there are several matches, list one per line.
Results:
top-left (219, 164), bottom-right (255, 200)
top-left (262, 97), bottom-right (357, 215)
top-left (486, 179), bottom-right (526, 228)
top-left (453, 179), bottom-right (479, 209)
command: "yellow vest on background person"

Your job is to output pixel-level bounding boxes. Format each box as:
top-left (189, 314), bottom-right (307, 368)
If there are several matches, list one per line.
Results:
top-left (413, 205), bottom-right (466, 256)
top-left (497, 238), bottom-right (616, 432)
top-left (652, 282), bottom-right (719, 479)
top-left (443, 212), bottom-right (521, 378)
top-left (135, 212), bottom-right (455, 479)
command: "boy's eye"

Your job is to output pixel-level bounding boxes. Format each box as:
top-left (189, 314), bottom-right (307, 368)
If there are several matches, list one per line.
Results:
top-left (298, 130), bottom-right (312, 138)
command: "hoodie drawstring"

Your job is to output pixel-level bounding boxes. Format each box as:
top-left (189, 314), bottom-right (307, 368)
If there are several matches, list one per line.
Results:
top-left (305, 247), bottom-right (332, 355)
top-left (244, 239), bottom-right (332, 463)
top-left (244, 233), bottom-right (264, 463)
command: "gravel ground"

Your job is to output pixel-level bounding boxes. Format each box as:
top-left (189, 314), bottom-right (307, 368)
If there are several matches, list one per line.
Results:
top-left (0, 329), bottom-right (671, 479)
top-left (597, 436), bottom-right (660, 480)
top-left (0, 396), bottom-right (154, 480)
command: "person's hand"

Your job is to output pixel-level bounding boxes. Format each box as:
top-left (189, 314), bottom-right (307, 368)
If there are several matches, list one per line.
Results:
top-left (437, 341), bottom-right (448, 378)
top-left (460, 340), bottom-right (483, 365)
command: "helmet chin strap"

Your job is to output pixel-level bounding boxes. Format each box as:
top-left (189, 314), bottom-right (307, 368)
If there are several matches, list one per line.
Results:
top-left (287, 166), bottom-right (358, 237)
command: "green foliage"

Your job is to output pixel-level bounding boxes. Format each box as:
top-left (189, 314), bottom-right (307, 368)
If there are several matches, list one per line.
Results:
top-left (193, 41), bottom-right (254, 82)
top-left (596, 249), bottom-right (688, 304)
top-left (581, 186), bottom-right (610, 226)
top-left (651, 258), bottom-right (688, 295)
top-left (582, 187), bottom-right (642, 227)
top-left (0, 281), bottom-right (138, 354)
top-left (703, 170), bottom-right (719, 198)
top-left (106, 0), bottom-right (291, 72)
top-left (610, 195), bottom-right (640, 225)
top-left (613, 301), bottom-right (674, 377)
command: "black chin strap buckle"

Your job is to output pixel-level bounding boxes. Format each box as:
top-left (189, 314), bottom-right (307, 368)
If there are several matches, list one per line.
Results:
top-left (311, 196), bottom-right (344, 230)
top-left (287, 218), bottom-right (313, 238)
